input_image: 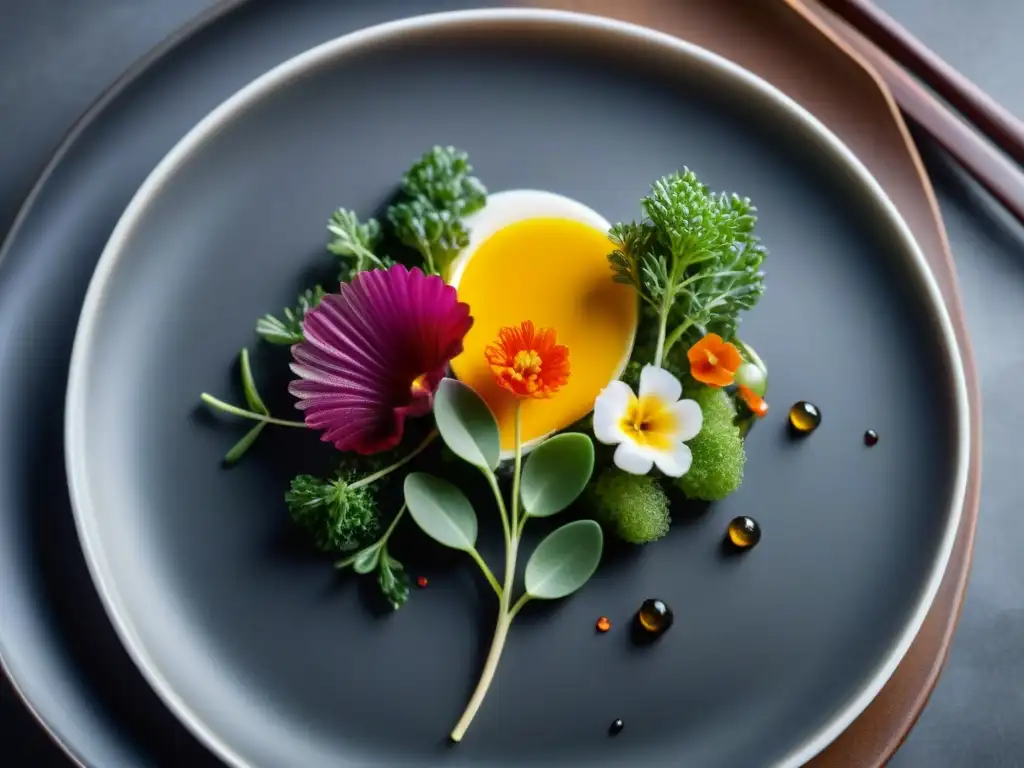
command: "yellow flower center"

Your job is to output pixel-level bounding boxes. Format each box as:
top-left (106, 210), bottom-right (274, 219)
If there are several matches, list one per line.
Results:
top-left (512, 349), bottom-right (542, 377)
top-left (619, 394), bottom-right (677, 451)
top-left (705, 350), bottom-right (719, 366)
top-left (497, 349), bottom-right (545, 393)
top-left (410, 373), bottom-right (431, 397)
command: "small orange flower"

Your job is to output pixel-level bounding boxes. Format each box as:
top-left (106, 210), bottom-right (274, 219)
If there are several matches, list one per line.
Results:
top-left (485, 321), bottom-right (570, 398)
top-left (687, 333), bottom-right (742, 387)
top-left (737, 385), bottom-right (769, 418)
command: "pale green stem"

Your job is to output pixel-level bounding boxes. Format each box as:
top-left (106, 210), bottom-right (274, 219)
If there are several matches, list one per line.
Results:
top-left (484, 471), bottom-right (511, 547)
top-left (416, 237), bottom-right (437, 275)
top-left (653, 290), bottom-right (672, 368)
top-left (508, 592), bottom-right (531, 620)
top-left (349, 430), bottom-right (439, 490)
top-left (334, 553), bottom-right (360, 569)
top-left (511, 403), bottom-right (523, 533)
top-left (200, 393), bottom-right (307, 428)
top-left (354, 241), bottom-right (388, 270)
top-left (379, 503), bottom-right (407, 542)
top-left (661, 318), bottom-right (696, 360)
top-left (449, 402), bottom-right (528, 742)
top-left (450, 535), bottom-right (517, 742)
top-left (466, 549), bottom-right (503, 598)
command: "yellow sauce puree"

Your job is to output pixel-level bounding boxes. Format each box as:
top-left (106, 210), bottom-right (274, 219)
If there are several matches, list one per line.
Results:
top-left (451, 217), bottom-right (638, 452)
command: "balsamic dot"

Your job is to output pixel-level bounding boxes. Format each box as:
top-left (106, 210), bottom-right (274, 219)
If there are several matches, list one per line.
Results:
top-left (609, 718), bottom-right (624, 735)
top-left (864, 429), bottom-right (879, 446)
top-left (727, 516), bottom-right (761, 550)
top-left (636, 599), bottom-right (673, 636)
top-left (788, 401), bottom-right (821, 434)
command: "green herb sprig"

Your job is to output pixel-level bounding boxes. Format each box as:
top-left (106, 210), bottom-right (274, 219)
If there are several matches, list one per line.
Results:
top-left (403, 380), bottom-right (601, 742)
top-left (387, 146), bottom-right (487, 278)
top-left (336, 505), bottom-right (410, 610)
top-left (256, 208), bottom-right (390, 346)
top-left (327, 208), bottom-right (393, 281)
top-left (255, 286), bottom-right (326, 346)
top-left (609, 169), bottom-right (766, 366)
top-left (306, 429), bottom-right (438, 609)
top-left (200, 348), bottom-right (308, 464)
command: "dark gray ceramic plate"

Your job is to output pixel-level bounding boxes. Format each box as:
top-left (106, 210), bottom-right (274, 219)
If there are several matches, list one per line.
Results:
top-left (64, 10), bottom-right (968, 768)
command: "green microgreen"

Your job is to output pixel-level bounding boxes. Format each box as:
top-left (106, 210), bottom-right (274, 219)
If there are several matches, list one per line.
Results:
top-left (255, 286), bottom-right (326, 345)
top-left (287, 470), bottom-right (380, 553)
top-left (609, 169), bottom-right (766, 366)
top-left (256, 209), bottom-right (390, 346)
top-left (387, 146), bottom-right (486, 277)
top-left (200, 348), bottom-right (308, 465)
top-left (327, 208), bottom-right (394, 281)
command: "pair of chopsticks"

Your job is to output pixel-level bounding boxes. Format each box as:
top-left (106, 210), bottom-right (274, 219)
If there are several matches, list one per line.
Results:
top-left (804, 0), bottom-right (1024, 225)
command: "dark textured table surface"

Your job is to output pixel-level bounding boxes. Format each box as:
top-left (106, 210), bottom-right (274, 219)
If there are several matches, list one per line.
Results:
top-left (1, 1), bottom-right (1021, 765)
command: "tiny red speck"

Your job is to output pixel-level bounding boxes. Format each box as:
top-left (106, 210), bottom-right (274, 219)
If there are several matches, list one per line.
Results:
top-left (596, 616), bottom-right (612, 633)
top-left (417, 576), bottom-right (428, 588)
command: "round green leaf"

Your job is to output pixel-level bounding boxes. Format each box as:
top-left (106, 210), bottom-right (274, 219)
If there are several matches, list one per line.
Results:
top-left (524, 520), bottom-right (604, 600)
top-left (433, 378), bottom-right (500, 471)
top-left (403, 472), bottom-right (478, 551)
top-left (520, 433), bottom-right (595, 518)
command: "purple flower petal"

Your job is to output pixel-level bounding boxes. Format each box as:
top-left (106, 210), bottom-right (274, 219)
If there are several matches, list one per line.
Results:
top-left (289, 265), bottom-right (472, 454)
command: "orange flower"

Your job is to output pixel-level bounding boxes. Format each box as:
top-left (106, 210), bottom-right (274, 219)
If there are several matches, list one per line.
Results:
top-left (737, 385), bottom-right (769, 418)
top-left (485, 321), bottom-right (570, 398)
top-left (687, 333), bottom-right (742, 387)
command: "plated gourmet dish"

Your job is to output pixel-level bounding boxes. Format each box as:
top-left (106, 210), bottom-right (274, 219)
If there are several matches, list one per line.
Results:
top-left (198, 145), bottom-right (802, 742)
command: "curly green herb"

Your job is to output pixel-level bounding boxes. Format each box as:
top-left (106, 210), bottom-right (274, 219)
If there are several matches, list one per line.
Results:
top-left (609, 169), bottom-right (766, 366)
top-left (388, 146), bottom-right (487, 277)
top-left (287, 471), bottom-right (380, 553)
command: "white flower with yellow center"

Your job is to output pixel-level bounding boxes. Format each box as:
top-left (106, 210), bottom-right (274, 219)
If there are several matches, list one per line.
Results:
top-left (593, 365), bottom-right (703, 477)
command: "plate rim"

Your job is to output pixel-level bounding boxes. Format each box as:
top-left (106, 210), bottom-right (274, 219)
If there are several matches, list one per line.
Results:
top-left (0, 2), bottom-right (249, 766)
top-left (63, 8), bottom-right (972, 768)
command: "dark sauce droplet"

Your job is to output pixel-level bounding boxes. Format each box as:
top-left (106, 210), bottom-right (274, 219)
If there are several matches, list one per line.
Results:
top-left (727, 516), bottom-right (761, 550)
top-left (636, 599), bottom-right (673, 636)
top-left (788, 401), bottom-right (821, 434)
top-left (864, 429), bottom-right (879, 446)
top-left (609, 719), bottom-right (624, 735)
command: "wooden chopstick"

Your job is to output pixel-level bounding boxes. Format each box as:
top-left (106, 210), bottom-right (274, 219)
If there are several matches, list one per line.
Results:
top-left (816, 0), bottom-right (1024, 165)
top-left (801, 0), bottom-right (1024, 226)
